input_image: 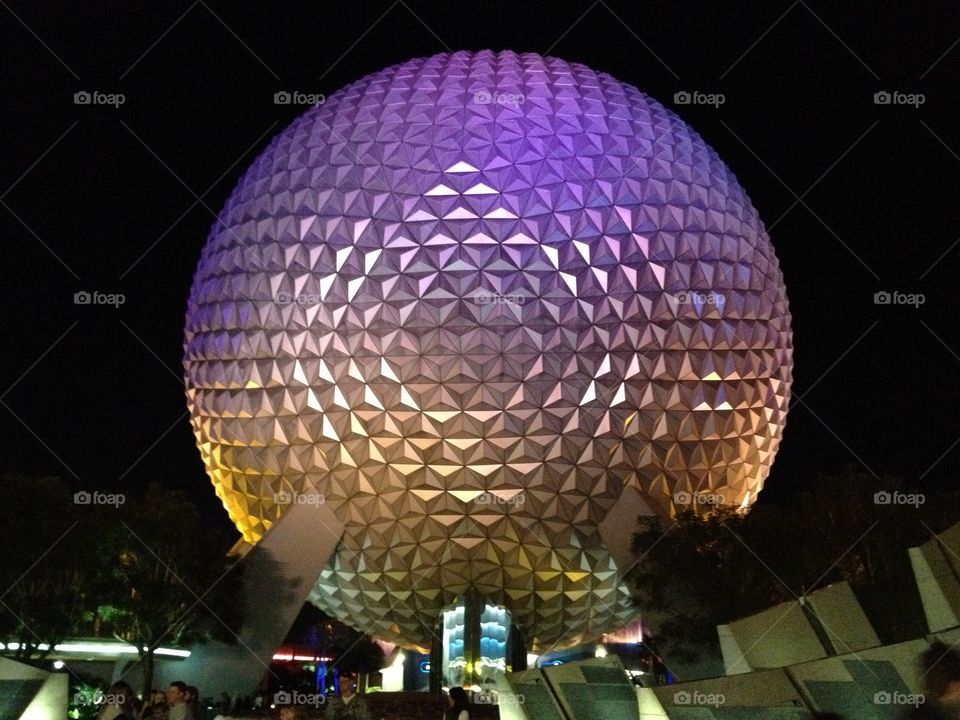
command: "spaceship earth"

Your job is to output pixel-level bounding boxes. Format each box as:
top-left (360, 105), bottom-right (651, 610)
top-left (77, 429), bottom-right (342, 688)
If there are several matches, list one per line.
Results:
top-left (183, 50), bottom-right (793, 652)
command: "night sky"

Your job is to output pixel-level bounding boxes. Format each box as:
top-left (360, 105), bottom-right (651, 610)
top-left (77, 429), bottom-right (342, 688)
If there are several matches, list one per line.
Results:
top-left (3, 1), bottom-right (959, 529)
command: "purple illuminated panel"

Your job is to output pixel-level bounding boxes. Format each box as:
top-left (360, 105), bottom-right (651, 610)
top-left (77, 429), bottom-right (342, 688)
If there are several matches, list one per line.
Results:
top-left (183, 50), bottom-right (793, 651)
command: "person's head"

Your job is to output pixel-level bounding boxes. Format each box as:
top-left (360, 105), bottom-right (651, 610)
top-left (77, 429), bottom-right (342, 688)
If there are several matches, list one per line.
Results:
top-left (920, 642), bottom-right (960, 699)
top-left (279, 706), bottom-right (304, 720)
top-left (149, 701), bottom-right (168, 720)
top-left (447, 686), bottom-right (469, 710)
top-left (340, 673), bottom-right (357, 697)
top-left (107, 681), bottom-right (135, 715)
top-left (184, 686), bottom-right (198, 705)
top-left (167, 682), bottom-right (187, 706)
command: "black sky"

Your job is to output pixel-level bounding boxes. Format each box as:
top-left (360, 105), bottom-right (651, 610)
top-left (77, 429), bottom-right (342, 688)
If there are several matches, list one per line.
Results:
top-left (3, 1), bottom-right (959, 527)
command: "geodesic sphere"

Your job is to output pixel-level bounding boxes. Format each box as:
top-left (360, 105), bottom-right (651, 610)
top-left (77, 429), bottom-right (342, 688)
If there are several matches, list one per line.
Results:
top-left (183, 50), bottom-right (792, 651)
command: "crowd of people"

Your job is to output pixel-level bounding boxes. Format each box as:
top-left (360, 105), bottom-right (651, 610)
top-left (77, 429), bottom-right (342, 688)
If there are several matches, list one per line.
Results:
top-left (87, 674), bottom-right (426, 720)
top-left (82, 645), bottom-right (960, 719)
top-left (95, 680), bottom-right (207, 720)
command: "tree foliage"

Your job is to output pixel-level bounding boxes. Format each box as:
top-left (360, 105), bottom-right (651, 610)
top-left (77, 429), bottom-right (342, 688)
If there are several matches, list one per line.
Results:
top-left (95, 483), bottom-right (243, 697)
top-left (300, 609), bottom-right (385, 676)
top-left (0, 475), bottom-right (243, 700)
top-left (0, 475), bottom-right (97, 659)
top-left (629, 469), bottom-right (960, 663)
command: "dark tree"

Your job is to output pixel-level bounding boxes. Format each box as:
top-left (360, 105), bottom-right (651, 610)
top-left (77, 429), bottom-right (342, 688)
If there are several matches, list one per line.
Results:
top-left (295, 607), bottom-right (385, 685)
top-left (0, 474), bottom-right (96, 661)
top-left (629, 505), bottom-right (783, 663)
top-left (629, 469), bottom-right (960, 663)
top-left (95, 483), bottom-right (244, 699)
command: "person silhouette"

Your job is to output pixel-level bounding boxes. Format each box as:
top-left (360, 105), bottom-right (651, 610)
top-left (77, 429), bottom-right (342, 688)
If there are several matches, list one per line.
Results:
top-left (444, 687), bottom-right (471, 720)
top-left (900, 642), bottom-right (960, 720)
